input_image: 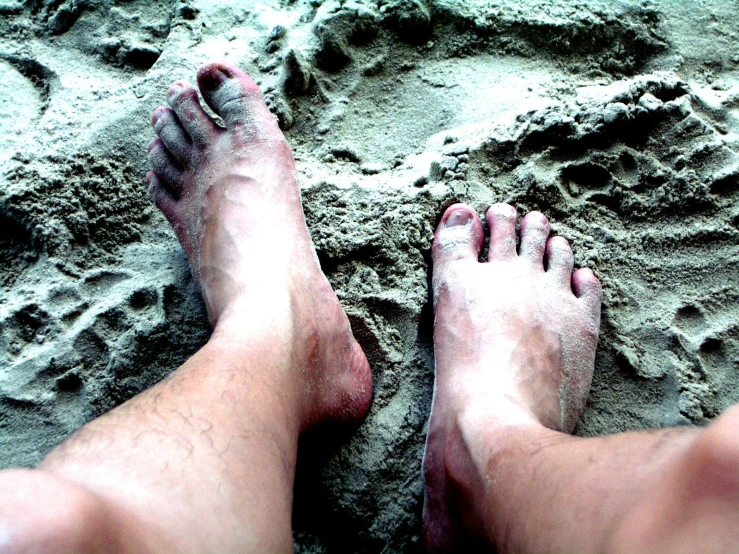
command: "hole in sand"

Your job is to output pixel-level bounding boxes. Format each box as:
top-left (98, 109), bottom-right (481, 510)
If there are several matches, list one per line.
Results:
top-left (652, 83), bottom-right (688, 103)
top-left (674, 304), bottom-right (707, 335)
top-left (129, 288), bottom-right (158, 310)
top-left (699, 337), bottom-right (724, 355)
top-left (710, 173), bottom-right (739, 196)
top-left (560, 162), bottom-right (612, 196)
top-left (56, 372), bottom-right (83, 393)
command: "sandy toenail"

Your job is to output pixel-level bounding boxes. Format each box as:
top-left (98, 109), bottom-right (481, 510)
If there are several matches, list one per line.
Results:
top-left (489, 203), bottom-right (517, 220)
top-left (201, 69), bottom-right (227, 91)
top-left (151, 107), bottom-right (165, 125)
top-left (166, 83), bottom-right (183, 99)
top-left (445, 210), bottom-right (472, 228)
top-left (147, 138), bottom-right (157, 152)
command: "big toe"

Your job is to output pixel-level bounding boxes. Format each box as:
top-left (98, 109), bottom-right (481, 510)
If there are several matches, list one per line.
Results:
top-left (432, 204), bottom-right (484, 278)
top-left (197, 62), bottom-right (275, 133)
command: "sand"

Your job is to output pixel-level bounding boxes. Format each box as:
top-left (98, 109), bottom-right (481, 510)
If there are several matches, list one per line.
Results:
top-left (1, 0), bottom-right (738, 550)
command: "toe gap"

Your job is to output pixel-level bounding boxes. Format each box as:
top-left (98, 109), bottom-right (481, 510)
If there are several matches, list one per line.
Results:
top-left (479, 217), bottom-right (490, 262)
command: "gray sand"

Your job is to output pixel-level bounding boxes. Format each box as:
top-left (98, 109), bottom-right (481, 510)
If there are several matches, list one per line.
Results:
top-left (1, 0), bottom-right (738, 551)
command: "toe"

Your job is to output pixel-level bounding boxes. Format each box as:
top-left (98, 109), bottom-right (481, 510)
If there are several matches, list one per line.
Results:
top-left (432, 204), bottom-right (484, 274)
top-left (166, 81), bottom-right (218, 147)
top-left (148, 139), bottom-right (185, 196)
top-left (196, 62), bottom-right (275, 133)
top-left (518, 211), bottom-right (551, 268)
top-left (146, 171), bottom-right (182, 231)
top-left (572, 268), bottom-right (602, 313)
top-left (485, 203), bottom-right (518, 261)
top-left (151, 107), bottom-right (191, 166)
top-left (545, 236), bottom-right (574, 286)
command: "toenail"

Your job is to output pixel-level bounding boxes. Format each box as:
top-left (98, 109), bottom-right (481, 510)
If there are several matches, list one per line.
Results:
top-left (151, 109), bottom-right (162, 124)
top-left (147, 139), bottom-right (157, 152)
top-left (167, 83), bottom-right (182, 100)
top-left (528, 211), bottom-right (547, 223)
top-left (445, 209), bottom-right (472, 228)
top-left (489, 203), bottom-right (517, 219)
top-left (523, 213), bottom-right (548, 230)
top-left (201, 69), bottom-right (226, 90)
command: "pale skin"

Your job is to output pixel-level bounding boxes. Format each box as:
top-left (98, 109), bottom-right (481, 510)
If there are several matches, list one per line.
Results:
top-left (0, 62), bottom-right (737, 553)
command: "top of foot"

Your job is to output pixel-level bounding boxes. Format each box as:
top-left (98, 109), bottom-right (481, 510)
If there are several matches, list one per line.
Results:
top-left (431, 202), bottom-right (601, 432)
top-left (147, 62), bottom-right (372, 430)
top-left (423, 202), bottom-right (602, 551)
top-left (147, 62), bottom-right (304, 325)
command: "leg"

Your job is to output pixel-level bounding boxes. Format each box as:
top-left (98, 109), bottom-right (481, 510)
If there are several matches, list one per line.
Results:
top-left (0, 62), bottom-right (372, 553)
top-left (423, 203), bottom-right (739, 552)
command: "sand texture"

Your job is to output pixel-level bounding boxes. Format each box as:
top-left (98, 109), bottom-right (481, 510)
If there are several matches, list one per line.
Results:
top-left (1, 0), bottom-right (739, 550)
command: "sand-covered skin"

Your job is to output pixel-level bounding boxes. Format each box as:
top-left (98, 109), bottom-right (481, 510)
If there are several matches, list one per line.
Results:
top-left (1, 0), bottom-right (739, 551)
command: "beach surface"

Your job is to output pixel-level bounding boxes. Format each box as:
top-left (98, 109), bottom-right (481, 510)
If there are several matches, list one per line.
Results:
top-left (1, 0), bottom-right (739, 550)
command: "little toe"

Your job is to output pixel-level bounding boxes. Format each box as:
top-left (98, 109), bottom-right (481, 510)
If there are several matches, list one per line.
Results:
top-left (151, 107), bottom-right (191, 166)
top-left (545, 236), bottom-right (575, 286)
top-left (166, 81), bottom-right (218, 147)
top-left (572, 268), bottom-right (603, 314)
top-left (148, 139), bottom-right (185, 196)
top-left (485, 203), bottom-right (518, 261)
top-left (432, 204), bottom-right (484, 276)
top-left (518, 211), bottom-right (551, 268)
top-left (196, 62), bottom-right (275, 134)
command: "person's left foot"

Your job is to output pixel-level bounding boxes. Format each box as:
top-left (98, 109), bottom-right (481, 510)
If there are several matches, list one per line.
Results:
top-left (147, 62), bottom-right (372, 429)
top-left (422, 203), bottom-right (602, 551)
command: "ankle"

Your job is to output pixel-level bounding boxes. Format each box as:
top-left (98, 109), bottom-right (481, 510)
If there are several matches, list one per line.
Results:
top-left (206, 294), bottom-right (366, 431)
top-left (445, 405), bottom-right (569, 548)
top-left (447, 400), bottom-right (543, 503)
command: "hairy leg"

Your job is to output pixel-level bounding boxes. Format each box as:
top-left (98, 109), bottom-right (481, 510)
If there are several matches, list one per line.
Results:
top-left (423, 203), bottom-right (739, 553)
top-left (0, 62), bottom-right (371, 553)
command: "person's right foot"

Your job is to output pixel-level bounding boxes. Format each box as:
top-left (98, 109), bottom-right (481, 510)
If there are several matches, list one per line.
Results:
top-left (147, 62), bottom-right (372, 430)
top-left (422, 203), bottom-right (602, 551)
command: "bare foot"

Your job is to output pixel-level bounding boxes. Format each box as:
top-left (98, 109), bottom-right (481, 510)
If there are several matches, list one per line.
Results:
top-left (147, 62), bottom-right (372, 429)
top-left (422, 203), bottom-right (602, 551)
